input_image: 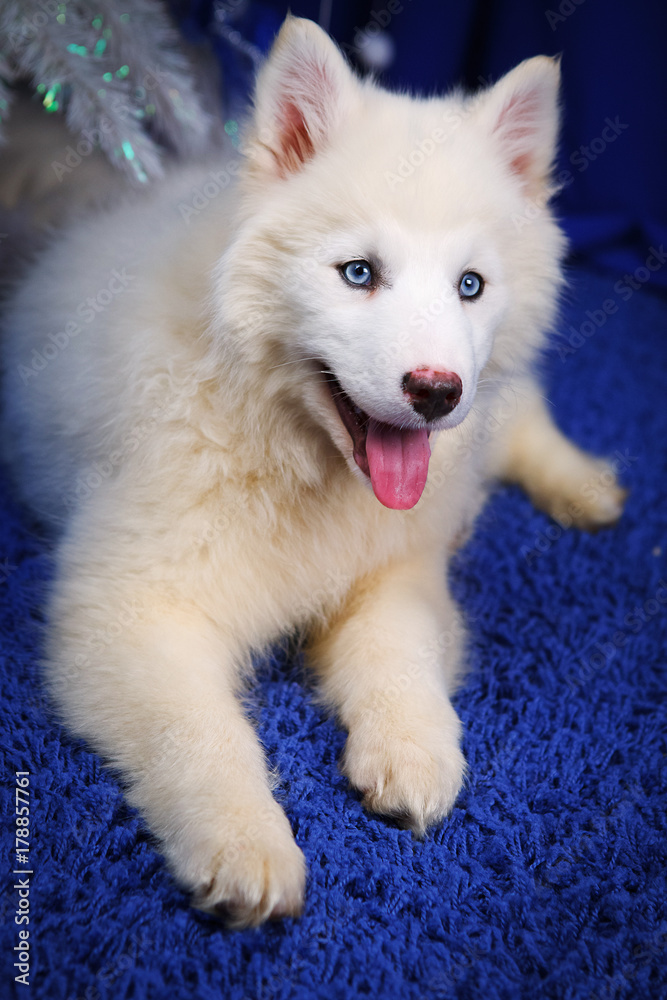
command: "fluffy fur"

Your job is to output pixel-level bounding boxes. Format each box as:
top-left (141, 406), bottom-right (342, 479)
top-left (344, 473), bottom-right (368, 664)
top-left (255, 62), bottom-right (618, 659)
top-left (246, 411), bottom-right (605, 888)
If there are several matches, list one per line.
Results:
top-left (1, 18), bottom-right (625, 927)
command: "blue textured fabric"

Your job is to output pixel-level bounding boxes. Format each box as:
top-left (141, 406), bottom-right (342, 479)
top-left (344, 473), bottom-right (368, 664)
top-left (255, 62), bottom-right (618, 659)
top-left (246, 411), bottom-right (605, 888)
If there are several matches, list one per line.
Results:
top-left (1, 267), bottom-right (666, 998)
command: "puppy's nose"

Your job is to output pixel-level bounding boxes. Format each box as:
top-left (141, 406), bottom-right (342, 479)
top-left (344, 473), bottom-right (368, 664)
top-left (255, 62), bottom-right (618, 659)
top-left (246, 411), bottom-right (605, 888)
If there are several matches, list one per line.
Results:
top-left (402, 368), bottom-right (463, 422)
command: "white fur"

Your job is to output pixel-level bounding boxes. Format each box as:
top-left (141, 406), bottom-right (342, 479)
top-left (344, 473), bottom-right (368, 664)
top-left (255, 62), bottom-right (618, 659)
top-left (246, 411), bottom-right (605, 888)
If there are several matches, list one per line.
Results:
top-left (1, 18), bottom-right (625, 926)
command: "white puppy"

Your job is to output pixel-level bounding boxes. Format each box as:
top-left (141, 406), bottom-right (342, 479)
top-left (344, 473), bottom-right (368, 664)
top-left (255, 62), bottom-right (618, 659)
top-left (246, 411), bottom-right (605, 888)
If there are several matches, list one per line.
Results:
top-left (1, 17), bottom-right (624, 926)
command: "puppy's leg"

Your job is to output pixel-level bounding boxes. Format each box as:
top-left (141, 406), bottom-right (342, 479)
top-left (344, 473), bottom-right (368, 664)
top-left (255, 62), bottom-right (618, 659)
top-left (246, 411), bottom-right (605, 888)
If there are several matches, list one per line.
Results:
top-left (49, 587), bottom-right (306, 928)
top-left (489, 377), bottom-right (627, 528)
top-left (309, 557), bottom-right (466, 834)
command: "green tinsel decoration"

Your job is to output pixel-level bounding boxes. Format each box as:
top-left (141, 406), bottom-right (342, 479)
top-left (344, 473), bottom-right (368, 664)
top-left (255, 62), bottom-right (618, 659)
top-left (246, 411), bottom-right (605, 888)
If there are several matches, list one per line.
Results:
top-left (0, 0), bottom-right (213, 184)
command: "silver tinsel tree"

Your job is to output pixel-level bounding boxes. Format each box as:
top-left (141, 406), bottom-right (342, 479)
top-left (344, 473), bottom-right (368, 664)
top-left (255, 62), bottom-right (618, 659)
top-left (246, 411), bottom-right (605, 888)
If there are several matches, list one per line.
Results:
top-left (0, 0), bottom-right (214, 185)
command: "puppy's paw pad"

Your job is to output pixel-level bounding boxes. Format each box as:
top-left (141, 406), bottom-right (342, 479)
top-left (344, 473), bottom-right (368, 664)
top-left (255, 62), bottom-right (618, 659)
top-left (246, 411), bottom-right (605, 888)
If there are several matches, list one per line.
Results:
top-left (195, 840), bottom-right (306, 927)
top-left (343, 727), bottom-right (465, 834)
top-left (175, 810), bottom-right (306, 928)
top-left (577, 480), bottom-right (628, 530)
top-left (544, 456), bottom-right (628, 531)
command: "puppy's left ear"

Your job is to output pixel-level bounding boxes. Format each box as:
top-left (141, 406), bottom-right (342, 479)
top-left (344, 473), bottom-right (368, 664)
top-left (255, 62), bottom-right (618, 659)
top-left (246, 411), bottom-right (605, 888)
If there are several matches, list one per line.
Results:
top-left (479, 56), bottom-right (561, 193)
top-left (244, 16), bottom-right (360, 180)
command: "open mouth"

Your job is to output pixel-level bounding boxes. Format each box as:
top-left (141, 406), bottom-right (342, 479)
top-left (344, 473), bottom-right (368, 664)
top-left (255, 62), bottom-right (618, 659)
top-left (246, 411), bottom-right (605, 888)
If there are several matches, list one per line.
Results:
top-left (321, 367), bottom-right (432, 511)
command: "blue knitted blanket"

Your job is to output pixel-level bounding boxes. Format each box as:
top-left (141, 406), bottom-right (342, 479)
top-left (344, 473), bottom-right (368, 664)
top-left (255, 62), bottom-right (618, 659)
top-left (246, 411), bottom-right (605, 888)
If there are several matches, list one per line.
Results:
top-left (2, 267), bottom-right (666, 998)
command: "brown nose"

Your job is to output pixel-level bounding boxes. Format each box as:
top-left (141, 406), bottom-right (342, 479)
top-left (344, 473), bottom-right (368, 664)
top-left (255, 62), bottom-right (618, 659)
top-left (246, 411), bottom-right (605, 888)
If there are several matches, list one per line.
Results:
top-left (402, 368), bottom-right (463, 422)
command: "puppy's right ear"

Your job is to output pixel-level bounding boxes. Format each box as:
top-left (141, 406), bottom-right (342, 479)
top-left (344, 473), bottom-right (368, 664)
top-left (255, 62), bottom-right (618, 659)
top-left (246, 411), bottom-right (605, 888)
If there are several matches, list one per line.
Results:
top-left (244, 16), bottom-right (360, 179)
top-left (476, 56), bottom-right (562, 195)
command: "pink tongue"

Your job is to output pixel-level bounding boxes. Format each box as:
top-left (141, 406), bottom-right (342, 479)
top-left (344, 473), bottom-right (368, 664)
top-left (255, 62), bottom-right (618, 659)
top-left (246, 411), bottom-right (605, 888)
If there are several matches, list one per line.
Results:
top-left (365, 419), bottom-right (431, 510)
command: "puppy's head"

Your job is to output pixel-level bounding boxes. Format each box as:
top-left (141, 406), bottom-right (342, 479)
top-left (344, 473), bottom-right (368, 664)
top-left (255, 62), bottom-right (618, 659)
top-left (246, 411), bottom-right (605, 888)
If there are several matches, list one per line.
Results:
top-left (217, 17), bottom-right (565, 509)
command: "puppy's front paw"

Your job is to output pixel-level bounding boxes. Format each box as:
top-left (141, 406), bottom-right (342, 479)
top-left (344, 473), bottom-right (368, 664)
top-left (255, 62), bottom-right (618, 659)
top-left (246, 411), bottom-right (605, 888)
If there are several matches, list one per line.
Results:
top-left (343, 710), bottom-right (465, 835)
top-left (169, 803), bottom-right (307, 928)
top-left (532, 451), bottom-right (628, 531)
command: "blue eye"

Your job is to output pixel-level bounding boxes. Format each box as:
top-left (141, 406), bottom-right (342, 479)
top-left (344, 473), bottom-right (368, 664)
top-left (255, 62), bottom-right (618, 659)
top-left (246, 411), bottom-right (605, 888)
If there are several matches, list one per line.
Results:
top-left (459, 271), bottom-right (484, 299)
top-left (341, 260), bottom-right (373, 287)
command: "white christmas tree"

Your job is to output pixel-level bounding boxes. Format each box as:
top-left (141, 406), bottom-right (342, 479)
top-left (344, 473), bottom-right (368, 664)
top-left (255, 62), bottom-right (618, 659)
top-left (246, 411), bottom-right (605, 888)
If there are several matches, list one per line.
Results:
top-left (0, 0), bottom-right (213, 184)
